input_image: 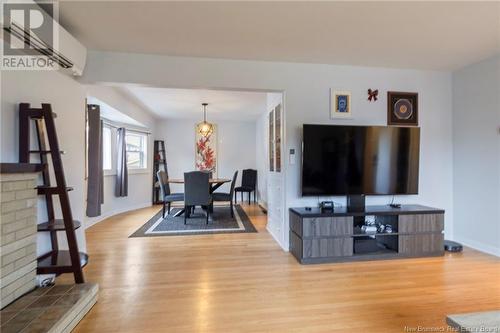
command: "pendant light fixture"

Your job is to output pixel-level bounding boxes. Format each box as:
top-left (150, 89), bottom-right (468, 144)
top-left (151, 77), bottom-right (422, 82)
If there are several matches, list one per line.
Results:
top-left (198, 103), bottom-right (214, 137)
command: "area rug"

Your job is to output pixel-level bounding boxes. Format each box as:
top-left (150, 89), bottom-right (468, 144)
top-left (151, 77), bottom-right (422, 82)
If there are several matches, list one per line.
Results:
top-left (129, 204), bottom-right (257, 237)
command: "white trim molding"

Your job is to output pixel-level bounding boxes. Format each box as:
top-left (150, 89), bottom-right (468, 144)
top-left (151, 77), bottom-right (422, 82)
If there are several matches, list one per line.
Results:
top-left (453, 236), bottom-right (500, 257)
top-left (84, 202), bottom-right (153, 229)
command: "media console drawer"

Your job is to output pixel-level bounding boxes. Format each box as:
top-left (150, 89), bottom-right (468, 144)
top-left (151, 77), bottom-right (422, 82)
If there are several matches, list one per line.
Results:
top-left (399, 233), bottom-right (444, 255)
top-left (399, 214), bottom-right (444, 233)
top-left (303, 237), bottom-right (353, 258)
top-left (290, 215), bottom-right (353, 238)
top-left (304, 216), bottom-right (353, 238)
top-left (290, 231), bottom-right (352, 260)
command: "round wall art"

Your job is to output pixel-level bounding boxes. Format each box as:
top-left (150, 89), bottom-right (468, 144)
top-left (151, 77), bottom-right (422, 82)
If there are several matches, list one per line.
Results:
top-left (387, 91), bottom-right (418, 126)
top-left (394, 98), bottom-right (413, 119)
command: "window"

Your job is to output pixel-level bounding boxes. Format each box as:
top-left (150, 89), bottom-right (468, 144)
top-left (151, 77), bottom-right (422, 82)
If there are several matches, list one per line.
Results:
top-left (126, 131), bottom-right (148, 169)
top-left (102, 125), bottom-right (112, 170)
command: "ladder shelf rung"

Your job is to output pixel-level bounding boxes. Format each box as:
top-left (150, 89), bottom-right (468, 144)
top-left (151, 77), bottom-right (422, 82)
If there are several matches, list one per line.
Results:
top-left (37, 250), bottom-right (88, 275)
top-left (29, 112), bottom-right (57, 119)
top-left (29, 150), bottom-right (66, 154)
top-left (36, 186), bottom-right (74, 195)
top-left (37, 219), bottom-right (81, 232)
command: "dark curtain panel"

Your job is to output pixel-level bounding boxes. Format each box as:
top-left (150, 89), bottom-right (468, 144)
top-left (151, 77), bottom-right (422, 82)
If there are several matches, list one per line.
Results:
top-left (86, 104), bottom-right (104, 217)
top-left (115, 127), bottom-right (128, 197)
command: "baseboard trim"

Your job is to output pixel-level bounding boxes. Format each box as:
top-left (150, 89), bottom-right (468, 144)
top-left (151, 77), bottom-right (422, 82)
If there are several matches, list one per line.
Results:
top-left (453, 236), bottom-right (500, 257)
top-left (85, 202), bottom-right (152, 229)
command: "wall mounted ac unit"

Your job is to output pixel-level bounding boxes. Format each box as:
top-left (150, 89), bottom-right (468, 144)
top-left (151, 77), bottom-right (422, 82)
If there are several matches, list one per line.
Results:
top-left (0, 0), bottom-right (87, 76)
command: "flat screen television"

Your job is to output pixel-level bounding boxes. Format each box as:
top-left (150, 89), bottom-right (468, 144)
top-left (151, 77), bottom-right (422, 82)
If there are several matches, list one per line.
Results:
top-left (302, 124), bottom-right (420, 196)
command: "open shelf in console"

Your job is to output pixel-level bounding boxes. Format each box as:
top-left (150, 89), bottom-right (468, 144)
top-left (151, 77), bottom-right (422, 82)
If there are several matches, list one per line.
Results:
top-left (353, 234), bottom-right (399, 255)
top-left (353, 215), bottom-right (399, 232)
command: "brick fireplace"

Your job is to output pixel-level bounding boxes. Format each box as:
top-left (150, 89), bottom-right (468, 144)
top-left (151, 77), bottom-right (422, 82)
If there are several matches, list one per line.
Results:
top-left (0, 164), bottom-right (41, 309)
top-left (0, 164), bottom-right (98, 332)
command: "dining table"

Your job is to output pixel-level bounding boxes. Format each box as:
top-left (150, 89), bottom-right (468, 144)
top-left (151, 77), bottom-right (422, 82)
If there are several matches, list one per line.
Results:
top-left (167, 178), bottom-right (231, 217)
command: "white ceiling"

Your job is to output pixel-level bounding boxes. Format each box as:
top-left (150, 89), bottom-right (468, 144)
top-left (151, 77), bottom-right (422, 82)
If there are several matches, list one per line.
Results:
top-left (87, 96), bottom-right (145, 127)
top-left (59, 1), bottom-right (499, 71)
top-left (116, 85), bottom-right (268, 121)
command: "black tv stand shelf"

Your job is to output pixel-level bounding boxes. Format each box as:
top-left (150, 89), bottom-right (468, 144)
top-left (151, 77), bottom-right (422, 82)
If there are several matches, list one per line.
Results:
top-left (289, 204), bottom-right (444, 264)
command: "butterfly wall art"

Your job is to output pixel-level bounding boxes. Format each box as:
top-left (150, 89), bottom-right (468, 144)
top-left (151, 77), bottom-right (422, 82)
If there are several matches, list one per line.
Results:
top-left (367, 89), bottom-right (378, 102)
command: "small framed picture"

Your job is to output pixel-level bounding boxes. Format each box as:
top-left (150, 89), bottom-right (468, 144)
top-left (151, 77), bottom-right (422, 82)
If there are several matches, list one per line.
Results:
top-left (330, 90), bottom-right (352, 119)
top-left (387, 91), bottom-right (418, 126)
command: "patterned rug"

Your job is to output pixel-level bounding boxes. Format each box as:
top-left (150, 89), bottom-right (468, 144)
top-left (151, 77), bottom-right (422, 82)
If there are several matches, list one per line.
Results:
top-left (129, 204), bottom-right (257, 237)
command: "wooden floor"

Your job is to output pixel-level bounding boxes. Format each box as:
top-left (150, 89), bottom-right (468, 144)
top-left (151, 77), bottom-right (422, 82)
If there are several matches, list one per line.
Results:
top-left (60, 204), bottom-right (500, 333)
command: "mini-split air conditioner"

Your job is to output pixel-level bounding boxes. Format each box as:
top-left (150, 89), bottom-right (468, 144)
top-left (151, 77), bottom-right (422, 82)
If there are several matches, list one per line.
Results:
top-left (0, 0), bottom-right (87, 76)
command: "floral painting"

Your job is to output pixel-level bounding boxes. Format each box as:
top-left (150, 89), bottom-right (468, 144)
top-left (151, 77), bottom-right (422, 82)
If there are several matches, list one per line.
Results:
top-left (195, 123), bottom-right (217, 176)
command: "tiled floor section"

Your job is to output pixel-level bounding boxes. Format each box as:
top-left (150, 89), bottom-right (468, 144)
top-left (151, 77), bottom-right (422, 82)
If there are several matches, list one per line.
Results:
top-left (447, 311), bottom-right (500, 332)
top-left (0, 284), bottom-right (98, 333)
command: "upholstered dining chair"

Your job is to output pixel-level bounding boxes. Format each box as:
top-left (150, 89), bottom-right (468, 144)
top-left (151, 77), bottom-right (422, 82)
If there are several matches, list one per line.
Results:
top-left (202, 170), bottom-right (213, 179)
top-left (157, 170), bottom-right (184, 218)
top-left (212, 171), bottom-right (238, 218)
top-left (235, 169), bottom-right (257, 204)
top-left (184, 171), bottom-right (212, 224)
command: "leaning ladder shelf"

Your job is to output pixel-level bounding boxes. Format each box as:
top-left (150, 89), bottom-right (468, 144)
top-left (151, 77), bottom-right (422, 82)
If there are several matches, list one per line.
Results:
top-left (19, 103), bottom-right (87, 284)
top-left (152, 140), bottom-right (168, 205)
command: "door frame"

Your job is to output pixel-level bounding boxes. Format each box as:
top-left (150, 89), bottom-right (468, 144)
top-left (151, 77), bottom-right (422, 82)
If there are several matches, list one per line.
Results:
top-left (265, 91), bottom-right (287, 250)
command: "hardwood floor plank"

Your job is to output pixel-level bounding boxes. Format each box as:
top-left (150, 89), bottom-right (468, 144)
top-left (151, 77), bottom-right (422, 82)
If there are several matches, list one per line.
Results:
top-left (57, 204), bottom-right (500, 332)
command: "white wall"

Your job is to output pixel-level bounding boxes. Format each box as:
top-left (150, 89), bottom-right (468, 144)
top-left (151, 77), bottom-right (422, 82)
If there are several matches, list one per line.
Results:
top-left (155, 118), bottom-right (257, 194)
top-left (81, 51), bottom-right (455, 250)
top-left (452, 56), bottom-right (500, 256)
top-left (1, 70), bottom-right (87, 254)
top-left (0, 70), bottom-right (161, 258)
top-left (84, 85), bottom-right (157, 228)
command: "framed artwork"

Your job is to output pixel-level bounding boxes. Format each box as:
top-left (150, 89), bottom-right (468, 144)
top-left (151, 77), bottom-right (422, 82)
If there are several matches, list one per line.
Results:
top-left (195, 123), bottom-right (217, 177)
top-left (269, 109), bottom-right (274, 172)
top-left (268, 105), bottom-right (283, 173)
top-left (274, 104), bottom-right (282, 172)
top-left (387, 91), bottom-right (418, 126)
top-left (331, 90), bottom-right (352, 119)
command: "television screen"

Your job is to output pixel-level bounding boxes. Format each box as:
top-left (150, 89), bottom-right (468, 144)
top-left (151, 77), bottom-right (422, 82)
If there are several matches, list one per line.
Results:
top-left (302, 125), bottom-right (420, 196)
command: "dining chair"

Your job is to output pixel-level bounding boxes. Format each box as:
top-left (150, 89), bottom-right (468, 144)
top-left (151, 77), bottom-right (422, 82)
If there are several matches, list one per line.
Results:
top-left (157, 171), bottom-right (184, 218)
top-left (235, 169), bottom-right (257, 204)
top-left (202, 170), bottom-right (213, 178)
top-left (212, 171), bottom-right (238, 218)
top-left (184, 171), bottom-right (212, 224)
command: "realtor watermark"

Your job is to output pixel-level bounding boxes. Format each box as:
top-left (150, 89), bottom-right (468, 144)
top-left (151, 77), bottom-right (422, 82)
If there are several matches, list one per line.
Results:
top-left (404, 325), bottom-right (500, 332)
top-left (1, 1), bottom-right (59, 71)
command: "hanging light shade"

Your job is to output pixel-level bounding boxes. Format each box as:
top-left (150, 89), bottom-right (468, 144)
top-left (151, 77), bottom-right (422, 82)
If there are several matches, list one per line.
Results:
top-left (198, 103), bottom-right (214, 137)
